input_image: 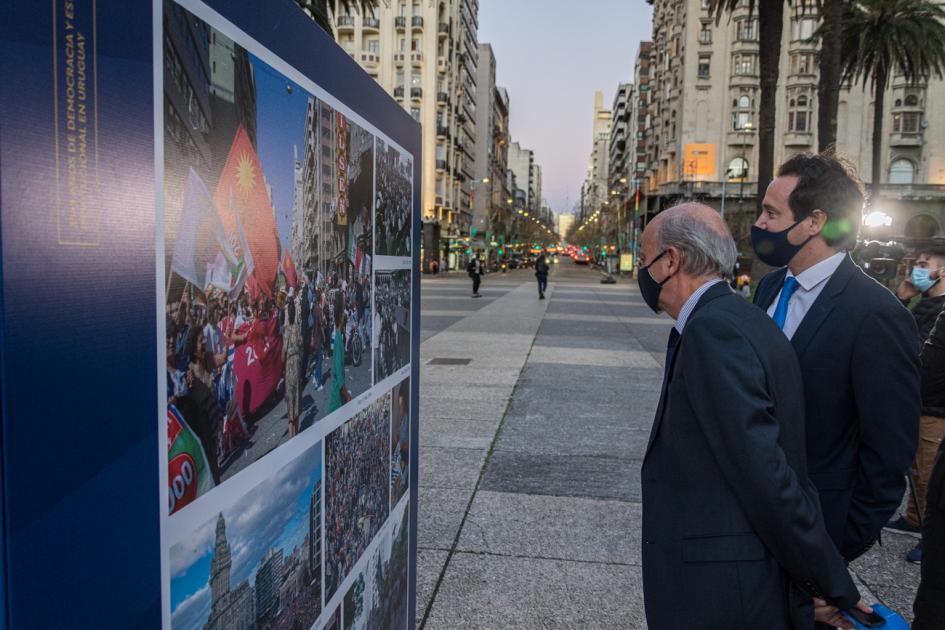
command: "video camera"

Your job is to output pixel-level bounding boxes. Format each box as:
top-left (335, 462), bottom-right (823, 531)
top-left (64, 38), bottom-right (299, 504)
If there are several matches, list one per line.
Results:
top-left (853, 240), bottom-right (906, 283)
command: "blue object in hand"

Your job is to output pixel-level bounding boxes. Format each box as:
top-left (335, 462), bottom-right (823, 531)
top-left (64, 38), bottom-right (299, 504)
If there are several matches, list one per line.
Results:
top-left (842, 604), bottom-right (909, 629)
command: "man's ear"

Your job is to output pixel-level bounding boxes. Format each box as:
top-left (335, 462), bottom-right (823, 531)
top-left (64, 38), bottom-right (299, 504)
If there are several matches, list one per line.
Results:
top-left (808, 209), bottom-right (828, 233)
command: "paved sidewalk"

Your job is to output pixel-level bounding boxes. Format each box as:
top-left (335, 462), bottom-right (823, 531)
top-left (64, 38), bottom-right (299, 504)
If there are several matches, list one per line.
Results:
top-left (416, 262), bottom-right (919, 629)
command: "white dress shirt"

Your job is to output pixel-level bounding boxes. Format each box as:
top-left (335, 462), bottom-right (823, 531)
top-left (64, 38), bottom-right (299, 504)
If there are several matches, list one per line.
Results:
top-left (766, 251), bottom-right (846, 339)
top-left (675, 279), bottom-right (725, 334)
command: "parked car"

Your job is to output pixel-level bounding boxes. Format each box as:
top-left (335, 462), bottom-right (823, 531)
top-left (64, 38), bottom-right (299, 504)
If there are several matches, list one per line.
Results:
top-left (573, 252), bottom-right (589, 265)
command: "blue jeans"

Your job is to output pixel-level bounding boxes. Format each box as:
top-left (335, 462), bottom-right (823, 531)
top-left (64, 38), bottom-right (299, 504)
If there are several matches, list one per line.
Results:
top-left (314, 348), bottom-right (323, 385)
top-left (537, 276), bottom-right (548, 295)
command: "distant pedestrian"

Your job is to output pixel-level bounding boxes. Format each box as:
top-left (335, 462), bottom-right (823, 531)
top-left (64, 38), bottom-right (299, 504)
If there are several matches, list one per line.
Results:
top-left (535, 255), bottom-right (549, 299)
top-left (467, 256), bottom-right (482, 298)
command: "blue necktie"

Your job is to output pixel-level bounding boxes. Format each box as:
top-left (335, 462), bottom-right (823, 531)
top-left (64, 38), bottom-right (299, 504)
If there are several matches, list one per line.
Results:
top-left (772, 276), bottom-right (800, 330)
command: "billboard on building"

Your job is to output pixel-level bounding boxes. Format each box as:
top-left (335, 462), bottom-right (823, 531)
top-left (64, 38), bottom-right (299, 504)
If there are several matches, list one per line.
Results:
top-left (683, 143), bottom-right (717, 180)
top-left (0, 1), bottom-right (421, 628)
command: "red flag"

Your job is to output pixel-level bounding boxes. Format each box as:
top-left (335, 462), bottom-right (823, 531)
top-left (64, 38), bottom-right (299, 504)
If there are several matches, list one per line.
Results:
top-left (214, 126), bottom-right (279, 298)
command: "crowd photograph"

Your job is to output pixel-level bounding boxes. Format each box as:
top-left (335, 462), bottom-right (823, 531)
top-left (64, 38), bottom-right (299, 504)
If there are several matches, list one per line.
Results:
top-left (390, 378), bottom-right (411, 508)
top-left (373, 270), bottom-right (412, 383)
top-left (163, 12), bottom-right (382, 508)
top-left (343, 502), bottom-right (410, 630)
top-left (324, 396), bottom-right (392, 602)
top-left (374, 138), bottom-right (413, 257)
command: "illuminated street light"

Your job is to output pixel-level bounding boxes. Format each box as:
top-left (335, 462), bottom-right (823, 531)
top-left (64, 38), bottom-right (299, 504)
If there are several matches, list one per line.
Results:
top-left (863, 210), bottom-right (893, 228)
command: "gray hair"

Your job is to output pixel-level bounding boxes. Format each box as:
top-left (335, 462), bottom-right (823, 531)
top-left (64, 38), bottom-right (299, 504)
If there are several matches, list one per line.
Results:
top-left (656, 212), bottom-right (737, 278)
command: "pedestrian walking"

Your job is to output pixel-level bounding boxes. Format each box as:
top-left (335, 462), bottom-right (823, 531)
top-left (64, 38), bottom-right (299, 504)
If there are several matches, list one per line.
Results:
top-left (638, 203), bottom-right (870, 629)
top-left (535, 254), bottom-right (549, 299)
top-left (328, 290), bottom-right (348, 413)
top-left (751, 154), bottom-right (920, 577)
top-left (467, 255), bottom-right (483, 297)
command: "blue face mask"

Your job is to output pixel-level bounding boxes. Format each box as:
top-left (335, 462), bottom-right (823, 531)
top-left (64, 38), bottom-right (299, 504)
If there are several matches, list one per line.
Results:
top-left (912, 267), bottom-right (939, 293)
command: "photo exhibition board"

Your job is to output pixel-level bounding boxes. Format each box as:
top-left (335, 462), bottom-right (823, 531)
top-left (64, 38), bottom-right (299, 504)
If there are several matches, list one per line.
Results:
top-left (0, 1), bottom-right (421, 628)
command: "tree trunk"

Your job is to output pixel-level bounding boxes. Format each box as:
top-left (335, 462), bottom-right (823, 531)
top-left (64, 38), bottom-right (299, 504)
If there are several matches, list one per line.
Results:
top-left (817, 0), bottom-right (842, 152)
top-left (871, 64), bottom-right (888, 198)
top-left (756, 0), bottom-right (785, 216)
top-left (297, 0), bottom-right (333, 37)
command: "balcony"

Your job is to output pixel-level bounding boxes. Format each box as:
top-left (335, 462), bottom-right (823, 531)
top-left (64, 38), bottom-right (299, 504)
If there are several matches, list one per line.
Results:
top-left (360, 52), bottom-right (379, 70)
top-left (727, 129), bottom-right (756, 146)
top-left (436, 125), bottom-right (449, 138)
top-left (437, 56), bottom-right (448, 73)
top-left (436, 159), bottom-right (448, 172)
top-left (393, 86), bottom-right (405, 99)
top-left (438, 22), bottom-right (450, 37)
top-left (412, 16), bottom-right (424, 29)
top-left (889, 132), bottom-right (923, 148)
top-left (337, 15), bottom-right (355, 31)
top-left (395, 16), bottom-right (407, 30)
top-left (410, 52), bottom-right (424, 66)
top-left (783, 132), bottom-right (813, 147)
top-left (410, 87), bottom-right (423, 100)
top-left (393, 52), bottom-right (406, 66)
top-left (437, 91), bottom-right (449, 105)
top-left (363, 17), bottom-right (380, 31)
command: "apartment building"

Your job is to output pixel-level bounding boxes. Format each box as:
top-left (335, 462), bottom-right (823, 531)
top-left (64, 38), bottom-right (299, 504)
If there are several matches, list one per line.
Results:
top-left (582, 91), bottom-right (613, 221)
top-left (644, 0), bottom-right (945, 250)
top-left (331, 0), bottom-right (480, 269)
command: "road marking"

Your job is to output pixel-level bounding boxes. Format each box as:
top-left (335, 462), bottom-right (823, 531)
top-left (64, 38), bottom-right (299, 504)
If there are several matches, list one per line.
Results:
top-left (421, 309), bottom-right (478, 317)
top-left (542, 312), bottom-right (673, 325)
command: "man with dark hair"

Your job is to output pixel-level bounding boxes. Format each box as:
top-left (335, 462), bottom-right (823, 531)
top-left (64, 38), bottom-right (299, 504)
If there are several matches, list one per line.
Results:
top-left (887, 245), bottom-right (945, 560)
top-left (752, 154), bottom-right (921, 579)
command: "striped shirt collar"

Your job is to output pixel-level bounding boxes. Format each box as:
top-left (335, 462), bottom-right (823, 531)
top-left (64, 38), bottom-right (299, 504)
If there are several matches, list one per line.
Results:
top-left (675, 278), bottom-right (725, 334)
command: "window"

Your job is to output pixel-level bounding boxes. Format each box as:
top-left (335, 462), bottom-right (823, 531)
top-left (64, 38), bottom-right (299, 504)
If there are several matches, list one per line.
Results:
top-left (698, 55), bottom-right (711, 78)
top-left (788, 91), bottom-right (811, 132)
top-left (701, 0), bottom-right (711, 9)
top-left (790, 52), bottom-right (814, 75)
top-left (738, 95), bottom-right (751, 108)
top-left (905, 94), bottom-right (920, 107)
top-left (733, 53), bottom-right (756, 75)
top-left (736, 19), bottom-right (757, 41)
top-left (367, 39), bottom-right (380, 53)
top-left (733, 111), bottom-right (752, 130)
top-left (411, 107), bottom-right (420, 121)
top-left (411, 38), bottom-right (421, 52)
top-left (889, 159), bottom-right (915, 184)
top-left (791, 17), bottom-right (817, 41)
top-left (399, 37), bottom-right (406, 52)
top-left (902, 112), bottom-right (920, 133)
top-left (700, 22), bottom-right (712, 44)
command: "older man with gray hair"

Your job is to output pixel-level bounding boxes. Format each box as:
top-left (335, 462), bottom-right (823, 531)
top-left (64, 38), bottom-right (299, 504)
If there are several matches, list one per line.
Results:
top-left (638, 203), bottom-right (871, 629)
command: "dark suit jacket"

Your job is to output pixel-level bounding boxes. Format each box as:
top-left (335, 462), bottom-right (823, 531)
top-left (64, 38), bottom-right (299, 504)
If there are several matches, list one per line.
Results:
top-left (642, 283), bottom-right (859, 630)
top-left (754, 255), bottom-right (921, 560)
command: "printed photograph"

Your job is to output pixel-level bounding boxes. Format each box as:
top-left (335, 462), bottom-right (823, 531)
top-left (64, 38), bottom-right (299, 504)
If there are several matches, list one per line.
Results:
top-left (325, 396), bottom-right (392, 602)
top-left (373, 269), bottom-right (411, 383)
top-left (390, 378), bottom-right (411, 508)
top-left (162, 2), bottom-right (375, 509)
top-left (169, 440), bottom-right (323, 630)
top-left (343, 502), bottom-right (409, 630)
top-left (374, 138), bottom-right (412, 257)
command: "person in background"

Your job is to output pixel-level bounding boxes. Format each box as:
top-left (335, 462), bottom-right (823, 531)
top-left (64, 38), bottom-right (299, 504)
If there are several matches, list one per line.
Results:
top-left (283, 288), bottom-right (302, 438)
top-left (467, 255), bottom-right (483, 298)
top-left (535, 254), bottom-right (549, 299)
top-left (328, 290), bottom-right (348, 413)
top-left (896, 245), bottom-right (945, 339)
top-left (750, 156), bottom-right (920, 627)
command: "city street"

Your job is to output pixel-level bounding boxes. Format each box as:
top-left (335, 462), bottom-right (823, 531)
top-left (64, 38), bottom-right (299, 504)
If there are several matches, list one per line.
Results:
top-left (416, 258), bottom-right (923, 628)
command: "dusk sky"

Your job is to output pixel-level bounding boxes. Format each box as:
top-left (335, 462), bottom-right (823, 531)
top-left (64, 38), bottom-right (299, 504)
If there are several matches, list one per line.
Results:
top-left (478, 0), bottom-right (653, 215)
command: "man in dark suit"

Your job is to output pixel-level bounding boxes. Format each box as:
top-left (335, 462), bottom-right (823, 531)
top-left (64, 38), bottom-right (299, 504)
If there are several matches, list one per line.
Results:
top-left (752, 154), bottom-right (920, 566)
top-left (640, 203), bottom-right (869, 629)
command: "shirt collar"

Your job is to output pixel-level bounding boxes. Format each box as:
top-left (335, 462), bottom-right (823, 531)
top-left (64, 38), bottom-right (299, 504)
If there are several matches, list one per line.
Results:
top-left (675, 278), bottom-right (725, 334)
top-left (787, 251), bottom-right (846, 291)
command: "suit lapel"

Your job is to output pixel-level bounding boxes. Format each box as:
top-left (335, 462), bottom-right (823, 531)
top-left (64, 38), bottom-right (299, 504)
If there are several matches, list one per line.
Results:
top-left (758, 267), bottom-right (788, 310)
top-left (790, 255), bottom-right (856, 357)
top-left (644, 283), bottom-right (732, 459)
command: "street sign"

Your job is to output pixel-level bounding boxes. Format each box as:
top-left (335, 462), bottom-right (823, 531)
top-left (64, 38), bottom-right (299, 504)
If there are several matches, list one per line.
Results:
top-left (0, 2), bottom-right (421, 628)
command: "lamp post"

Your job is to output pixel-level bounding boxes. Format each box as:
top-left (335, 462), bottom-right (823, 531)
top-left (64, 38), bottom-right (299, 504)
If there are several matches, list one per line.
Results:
top-left (739, 122), bottom-right (753, 217)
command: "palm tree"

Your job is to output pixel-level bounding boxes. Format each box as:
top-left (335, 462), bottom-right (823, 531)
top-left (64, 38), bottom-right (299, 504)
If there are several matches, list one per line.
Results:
top-left (296, 0), bottom-right (378, 39)
top-left (816, 0), bottom-right (843, 151)
top-left (840, 0), bottom-right (945, 190)
top-left (709, 0), bottom-right (787, 215)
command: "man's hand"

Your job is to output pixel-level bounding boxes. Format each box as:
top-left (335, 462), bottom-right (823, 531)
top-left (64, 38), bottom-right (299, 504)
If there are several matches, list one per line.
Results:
top-left (813, 598), bottom-right (874, 629)
top-left (897, 277), bottom-right (919, 301)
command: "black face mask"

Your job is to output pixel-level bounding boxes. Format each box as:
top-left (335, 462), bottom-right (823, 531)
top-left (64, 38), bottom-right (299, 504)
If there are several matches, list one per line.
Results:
top-left (638, 250), bottom-right (673, 313)
top-left (750, 219), bottom-right (814, 268)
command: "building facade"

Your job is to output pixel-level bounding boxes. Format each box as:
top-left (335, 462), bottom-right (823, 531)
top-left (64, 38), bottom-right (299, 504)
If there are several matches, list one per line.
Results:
top-left (254, 548), bottom-right (284, 623)
top-left (581, 91), bottom-right (613, 221)
top-left (331, 0), bottom-right (480, 270)
top-left (205, 514), bottom-right (255, 630)
top-left (643, 0), bottom-right (945, 251)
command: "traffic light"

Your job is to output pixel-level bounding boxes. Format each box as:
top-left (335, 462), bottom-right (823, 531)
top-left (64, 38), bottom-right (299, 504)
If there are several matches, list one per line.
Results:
top-left (583, 246), bottom-right (588, 252)
top-left (498, 248), bottom-right (505, 256)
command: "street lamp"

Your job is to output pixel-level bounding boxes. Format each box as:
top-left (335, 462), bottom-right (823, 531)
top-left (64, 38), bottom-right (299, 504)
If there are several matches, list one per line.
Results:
top-left (739, 122), bottom-right (753, 214)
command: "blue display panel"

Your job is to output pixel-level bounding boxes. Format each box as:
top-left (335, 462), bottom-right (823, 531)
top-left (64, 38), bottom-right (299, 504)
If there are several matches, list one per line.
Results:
top-left (0, 1), bottom-right (421, 628)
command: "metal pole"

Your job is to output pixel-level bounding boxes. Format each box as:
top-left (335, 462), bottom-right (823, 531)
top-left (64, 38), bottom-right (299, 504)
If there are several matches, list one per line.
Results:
top-left (721, 176), bottom-right (727, 220)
